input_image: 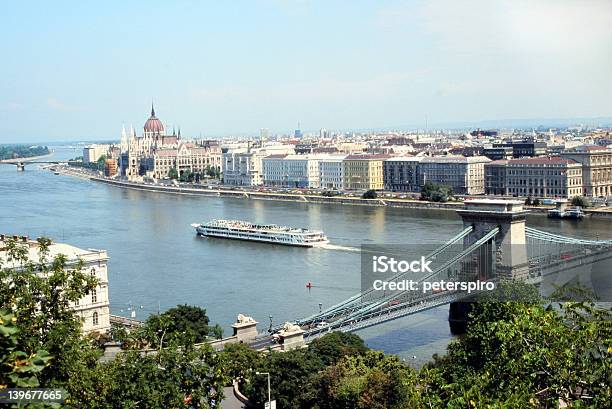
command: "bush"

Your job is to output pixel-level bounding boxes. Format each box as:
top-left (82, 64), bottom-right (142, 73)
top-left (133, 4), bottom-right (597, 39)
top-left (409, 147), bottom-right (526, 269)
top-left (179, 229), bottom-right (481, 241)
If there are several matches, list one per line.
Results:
top-left (571, 196), bottom-right (591, 208)
top-left (362, 190), bottom-right (378, 199)
top-left (421, 181), bottom-right (453, 202)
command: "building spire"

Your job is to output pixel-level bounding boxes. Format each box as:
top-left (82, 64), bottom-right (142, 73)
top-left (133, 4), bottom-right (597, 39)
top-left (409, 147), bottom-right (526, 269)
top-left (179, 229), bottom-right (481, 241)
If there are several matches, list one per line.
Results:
top-left (151, 100), bottom-right (155, 117)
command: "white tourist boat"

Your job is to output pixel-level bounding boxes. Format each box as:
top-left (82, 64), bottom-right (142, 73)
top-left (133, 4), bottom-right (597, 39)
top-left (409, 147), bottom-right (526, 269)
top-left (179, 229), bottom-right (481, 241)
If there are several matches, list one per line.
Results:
top-left (191, 219), bottom-right (329, 247)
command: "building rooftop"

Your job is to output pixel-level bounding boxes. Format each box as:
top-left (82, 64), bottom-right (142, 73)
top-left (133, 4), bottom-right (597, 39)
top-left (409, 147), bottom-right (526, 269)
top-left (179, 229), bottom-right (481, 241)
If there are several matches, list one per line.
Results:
top-left (420, 155), bottom-right (491, 164)
top-left (0, 234), bottom-right (108, 269)
top-left (509, 156), bottom-right (579, 166)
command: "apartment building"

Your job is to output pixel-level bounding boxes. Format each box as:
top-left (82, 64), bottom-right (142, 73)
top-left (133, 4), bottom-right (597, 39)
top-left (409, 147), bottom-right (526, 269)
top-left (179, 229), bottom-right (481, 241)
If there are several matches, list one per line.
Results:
top-left (418, 156), bottom-right (490, 195)
top-left (383, 157), bottom-right (423, 192)
top-left (319, 155), bottom-right (347, 189)
top-left (343, 154), bottom-right (390, 190)
top-left (223, 145), bottom-right (295, 186)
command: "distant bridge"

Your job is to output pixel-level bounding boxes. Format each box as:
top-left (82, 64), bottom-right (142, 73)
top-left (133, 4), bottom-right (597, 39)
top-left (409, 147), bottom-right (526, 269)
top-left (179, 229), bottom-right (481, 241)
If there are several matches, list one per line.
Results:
top-left (0, 158), bottom-right (65, 171)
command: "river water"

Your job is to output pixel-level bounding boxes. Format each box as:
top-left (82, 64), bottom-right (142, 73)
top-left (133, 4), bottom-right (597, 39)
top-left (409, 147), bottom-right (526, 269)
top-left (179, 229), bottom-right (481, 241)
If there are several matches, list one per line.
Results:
top-left (1, 146), bottom-right (610, 365)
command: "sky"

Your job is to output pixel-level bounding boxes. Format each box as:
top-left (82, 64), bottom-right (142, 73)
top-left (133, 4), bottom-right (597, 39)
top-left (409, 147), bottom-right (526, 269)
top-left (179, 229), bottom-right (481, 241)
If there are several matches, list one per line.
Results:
top-left (1, 0), bottom-right (611, 143)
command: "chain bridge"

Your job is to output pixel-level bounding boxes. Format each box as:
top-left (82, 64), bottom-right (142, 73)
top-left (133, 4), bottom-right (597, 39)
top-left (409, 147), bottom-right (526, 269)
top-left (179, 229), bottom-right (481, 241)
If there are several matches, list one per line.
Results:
top-left (245, 200), bottom-right (612, 349)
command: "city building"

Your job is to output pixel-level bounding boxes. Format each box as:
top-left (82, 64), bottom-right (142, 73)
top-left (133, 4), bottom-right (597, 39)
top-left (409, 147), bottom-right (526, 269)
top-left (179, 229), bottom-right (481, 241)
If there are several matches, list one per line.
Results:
top-left (0, 235), bottom-right (111, 334)
top-left (343, 154), bottom-right (390, 190)
top-left (83, 144), bottom-right (110, 163)
top-left (485, 156), bottom-right (583, 198)
top-left (561, 145), bottom-right (612, 197)
top-left (151, 142), bottom-right (222, 180)
top-left (319, 155), bottom-right (347, 190)
top-left (483, 146), bottom-right (514, 161)
top-left (493, 140), bottom-right (547, 158)
top-left (419, 156), bottom-right (491, 195)
top-left (222, 144), bottom-right (295, 186)
top-left (383, 157), bottom-right (423, 192)
top-left (262, 154), bottom-right (326, 188)
top-left (104, 158), bottom-right (118, 177)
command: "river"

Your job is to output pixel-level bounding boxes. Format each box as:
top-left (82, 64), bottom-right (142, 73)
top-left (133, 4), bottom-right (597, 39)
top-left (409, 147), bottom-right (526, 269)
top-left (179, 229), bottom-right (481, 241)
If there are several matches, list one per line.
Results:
top-left (1, 145), bottom-right (609, 366)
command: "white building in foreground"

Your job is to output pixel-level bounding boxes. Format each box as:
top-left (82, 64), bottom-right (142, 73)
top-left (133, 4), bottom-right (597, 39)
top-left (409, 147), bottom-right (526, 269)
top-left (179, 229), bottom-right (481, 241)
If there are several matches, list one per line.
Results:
top-left (0, 235), bottom-right (111, 334)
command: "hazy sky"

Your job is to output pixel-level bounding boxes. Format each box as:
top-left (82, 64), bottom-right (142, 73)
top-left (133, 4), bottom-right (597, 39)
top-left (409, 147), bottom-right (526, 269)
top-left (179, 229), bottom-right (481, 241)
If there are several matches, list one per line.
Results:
top-left (1, 0), bottom-right (611, 142)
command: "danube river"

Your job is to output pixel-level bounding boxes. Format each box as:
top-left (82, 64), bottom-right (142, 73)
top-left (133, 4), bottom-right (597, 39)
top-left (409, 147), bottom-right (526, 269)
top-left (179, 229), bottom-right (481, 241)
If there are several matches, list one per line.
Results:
top-left (1, 146), bottom-right (610, 365)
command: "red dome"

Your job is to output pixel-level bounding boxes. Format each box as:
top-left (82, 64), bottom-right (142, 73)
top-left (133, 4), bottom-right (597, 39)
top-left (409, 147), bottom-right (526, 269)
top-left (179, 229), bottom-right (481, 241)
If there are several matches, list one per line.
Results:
top-left (144, 105), bottom-right (164, 133)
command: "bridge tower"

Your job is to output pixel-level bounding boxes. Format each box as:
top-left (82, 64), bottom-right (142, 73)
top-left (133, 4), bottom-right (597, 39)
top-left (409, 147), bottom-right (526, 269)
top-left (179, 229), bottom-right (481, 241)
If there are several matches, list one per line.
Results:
top-left (450, 200), bottom-right (530, 333)
top-left (456, 199), bottom-right (529, 280)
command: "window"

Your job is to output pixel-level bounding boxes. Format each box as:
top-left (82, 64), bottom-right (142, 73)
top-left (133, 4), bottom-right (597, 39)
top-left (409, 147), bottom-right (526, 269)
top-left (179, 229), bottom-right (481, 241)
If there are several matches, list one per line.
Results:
top-left (91, 288), bottom-right (97, 303)
top-left (93, 312), bottom-right (99, 326)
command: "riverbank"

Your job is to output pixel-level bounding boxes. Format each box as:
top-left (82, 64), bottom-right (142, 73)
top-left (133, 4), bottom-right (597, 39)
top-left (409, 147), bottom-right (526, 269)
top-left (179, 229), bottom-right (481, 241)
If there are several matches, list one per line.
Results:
top-left (51, 166), bottom-right (612, 218)
top-left (0, 150), bottom-right (55, 163)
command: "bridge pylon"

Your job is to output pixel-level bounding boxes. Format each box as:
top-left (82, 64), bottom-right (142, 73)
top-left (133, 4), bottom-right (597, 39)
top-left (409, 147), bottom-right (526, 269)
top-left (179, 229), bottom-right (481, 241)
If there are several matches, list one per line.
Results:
top-left (456, 199), bottom-right (529, 280)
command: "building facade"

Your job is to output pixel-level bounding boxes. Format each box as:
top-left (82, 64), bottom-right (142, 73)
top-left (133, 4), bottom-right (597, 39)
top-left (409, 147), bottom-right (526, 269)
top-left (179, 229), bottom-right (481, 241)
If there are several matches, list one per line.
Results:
top-left (485, 156), bottom-right (583, 198)
top-left (0, 235), bottom-right (111, 334)
top-left (383, 157), bottom-right (423, 192)
top-left (319, 155), bottom-right (347, 190)
top-left (561, 145), bottom-right (612, 197)
top-left (119, 105), bottom-right (221, 181)
top-left (343, 154), bottom-right (389, 190)
top-left (223, 145), bottom-right (296, 186)
top-left (418, 156), bottom-right (490, 195)
top-left (83, 144), bottom-right (110, 163)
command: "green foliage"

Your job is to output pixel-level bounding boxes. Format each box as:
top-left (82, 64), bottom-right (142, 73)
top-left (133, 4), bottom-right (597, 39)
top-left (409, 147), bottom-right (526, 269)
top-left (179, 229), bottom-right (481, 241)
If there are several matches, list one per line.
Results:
top-left (0, 145), bottom-right (50, 160)
top-left (0, 310), bottom-right (52, 389)
top-left (219, 343), bottom-right (262, 386)
top-left (421, 286), bottom-right (612, 407)
top-left (362, 190), bottom-right (378, 199)
top-left (0, 237), bottom-right (99, 386)
top-left (0, 238), bottom-right (226, 408)
top-left (168, 167), bottom-right (179, 180)
top-left (244, 348), bottom-right (324, 408)
top-left (309, 332), bottom-right (368, 366)
top-left (180, 170), bottom-right (194, 182)
top-left (420, 181), bottom-right (453, 202)
top-left (82, 344), bottom-right (226, 409)
top-left (310, 350), bottom-right (417, 409)
top-left (571, 196), bottom-right (592, 208)
top-left (204, 165), bottom-right (221, 178)
top-left (95, 155), bottom-right (108, 171)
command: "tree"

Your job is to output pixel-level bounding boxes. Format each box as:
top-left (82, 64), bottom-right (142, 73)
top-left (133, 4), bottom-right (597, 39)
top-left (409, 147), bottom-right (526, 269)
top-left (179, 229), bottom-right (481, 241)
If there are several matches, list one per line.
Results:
top-left (362, 190), bottom-right (378, 199)
top-left (219, 343), bottom-right (263, 387)
top-left (168, 167), bottom-right (179, 180)
top-left (571, 196), bottom-right (591, 208)
top-left (244, 349), bottom-right (324, 408)
top-left (96, 155), bottom-right (107, 171)
top-left (0, 237), bottom-right (99, 386)
top-left (309, 332), bottom-right (368, 366)
top-left (180, 170), bottom-right (194, 183)
top-left (0, 238), bottom-right (228, 408)
top-left (421, 181), bottom-right (453, 202)
top-left (310, 350), bottom-right (416, 409)
top-left (0, 310), bottom-right (52, 389)
top-left (420, 286), bottom-right (612, 407)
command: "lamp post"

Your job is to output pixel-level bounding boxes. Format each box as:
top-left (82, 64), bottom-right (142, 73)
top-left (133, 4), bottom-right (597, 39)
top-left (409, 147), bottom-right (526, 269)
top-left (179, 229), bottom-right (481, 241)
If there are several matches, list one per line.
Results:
top-left (255, 372), bottom-right (271, 408)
